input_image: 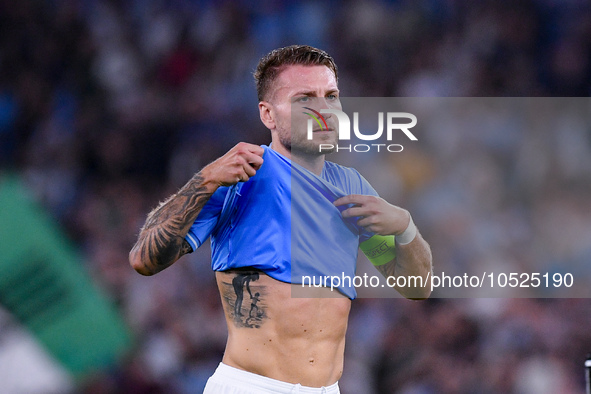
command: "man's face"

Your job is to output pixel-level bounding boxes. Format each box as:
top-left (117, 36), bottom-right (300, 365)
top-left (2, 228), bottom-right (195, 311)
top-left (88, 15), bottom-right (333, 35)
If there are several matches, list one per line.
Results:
top-left (264, 65), bottom-right (341, 156)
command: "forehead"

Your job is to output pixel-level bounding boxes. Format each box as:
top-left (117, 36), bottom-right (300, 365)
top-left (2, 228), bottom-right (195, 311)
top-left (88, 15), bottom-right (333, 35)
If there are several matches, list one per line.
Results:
top-left (271, 65), bottom-right (337, 99)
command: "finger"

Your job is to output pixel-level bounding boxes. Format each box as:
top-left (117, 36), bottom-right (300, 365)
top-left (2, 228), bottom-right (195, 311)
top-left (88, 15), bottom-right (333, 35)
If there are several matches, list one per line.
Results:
top-left (334, 194), bottom-right (369, 207)
top-left (243, 162), bottom-right (257, 177)
top-left (250, 161), bottom-right (263, 171)
top-left (243, 152), bottom-right (264, 170)
top-left (241, 154), bottom-right (263, 176)
top-left (249, 145), bottom-right (265, 157)
top-left (230, 151), bottom-right (261, 169)
top-left (341, 206), bottom-right (370, 218)
top-left (235, 168), bottom-right (252, 183)
top-left (236, 142), bottom-right (265, 157)
top-left (357, 217), bottom-right (380, 231)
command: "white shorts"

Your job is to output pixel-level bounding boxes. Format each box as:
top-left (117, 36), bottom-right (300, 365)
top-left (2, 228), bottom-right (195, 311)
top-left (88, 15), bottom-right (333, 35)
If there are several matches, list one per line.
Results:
top-left (203, 362), bottom-right (341, 394)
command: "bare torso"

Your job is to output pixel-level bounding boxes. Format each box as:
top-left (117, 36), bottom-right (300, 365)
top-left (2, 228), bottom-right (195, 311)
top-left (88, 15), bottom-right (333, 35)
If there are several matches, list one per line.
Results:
top-left (215, 268), bottom-right (351, 387)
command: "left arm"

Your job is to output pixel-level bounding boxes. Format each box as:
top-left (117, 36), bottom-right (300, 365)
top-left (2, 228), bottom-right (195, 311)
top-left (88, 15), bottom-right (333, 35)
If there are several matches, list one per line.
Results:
top-left (334, 195), bottom-right (433, 299)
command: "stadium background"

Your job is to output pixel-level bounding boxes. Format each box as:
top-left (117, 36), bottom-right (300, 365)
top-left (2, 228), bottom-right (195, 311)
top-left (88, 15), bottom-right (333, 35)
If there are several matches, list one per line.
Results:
top-left (1, 0), bottom-right (591, 392)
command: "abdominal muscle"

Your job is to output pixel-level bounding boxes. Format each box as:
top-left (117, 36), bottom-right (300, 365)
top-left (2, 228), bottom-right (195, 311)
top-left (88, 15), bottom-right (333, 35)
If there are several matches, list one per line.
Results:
top-left (215, 269), bottom-right (351, 388)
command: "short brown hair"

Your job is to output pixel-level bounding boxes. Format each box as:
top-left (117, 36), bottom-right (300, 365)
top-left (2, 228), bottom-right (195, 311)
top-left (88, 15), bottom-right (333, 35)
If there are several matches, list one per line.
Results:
top-left (254, 45), bottom-right (338, 102)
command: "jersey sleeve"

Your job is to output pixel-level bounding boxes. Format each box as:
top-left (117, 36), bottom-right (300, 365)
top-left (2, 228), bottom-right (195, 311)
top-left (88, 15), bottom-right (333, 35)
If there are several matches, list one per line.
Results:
top-left (184, 186), bottom-right (230, 251)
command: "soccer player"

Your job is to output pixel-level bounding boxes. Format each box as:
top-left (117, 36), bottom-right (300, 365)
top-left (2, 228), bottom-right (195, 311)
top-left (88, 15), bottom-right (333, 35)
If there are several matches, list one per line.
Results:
top-left (129, 45), bottom-right (432, 393)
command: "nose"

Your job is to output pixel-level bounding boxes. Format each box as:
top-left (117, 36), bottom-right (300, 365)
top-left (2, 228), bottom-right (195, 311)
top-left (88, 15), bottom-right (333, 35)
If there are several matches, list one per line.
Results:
top-left (318, 98), bottom-right (337, 118)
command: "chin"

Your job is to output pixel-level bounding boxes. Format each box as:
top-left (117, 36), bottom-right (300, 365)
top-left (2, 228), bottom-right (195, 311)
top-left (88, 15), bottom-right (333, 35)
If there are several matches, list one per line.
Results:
top-left (289, 135), bottom-right (338, 156)
top-left (318, 146), bottom-right (336, 155)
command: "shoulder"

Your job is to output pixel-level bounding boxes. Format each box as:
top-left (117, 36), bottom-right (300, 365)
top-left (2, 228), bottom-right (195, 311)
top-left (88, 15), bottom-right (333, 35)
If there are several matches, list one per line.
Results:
top-left (324, 160), bottom-right (379, 197)
top-left (324, 160), bottom-right (363, 181)
top-left (258, 145), bottom-right (289, 168)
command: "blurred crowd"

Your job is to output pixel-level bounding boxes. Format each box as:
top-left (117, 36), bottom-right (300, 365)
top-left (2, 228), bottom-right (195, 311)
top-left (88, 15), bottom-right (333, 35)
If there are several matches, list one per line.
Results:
top-left (1, 0), bottom-right (591, 393)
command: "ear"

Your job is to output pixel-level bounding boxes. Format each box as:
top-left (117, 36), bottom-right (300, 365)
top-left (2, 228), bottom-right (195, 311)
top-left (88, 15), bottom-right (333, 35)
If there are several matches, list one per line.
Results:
top-left (259, 101), bottom-right (275, 130)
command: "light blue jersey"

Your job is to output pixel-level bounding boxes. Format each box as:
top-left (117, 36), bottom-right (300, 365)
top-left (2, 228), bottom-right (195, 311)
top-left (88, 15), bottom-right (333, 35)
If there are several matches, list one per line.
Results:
top-left (185, 145), bottom-right (379, 299)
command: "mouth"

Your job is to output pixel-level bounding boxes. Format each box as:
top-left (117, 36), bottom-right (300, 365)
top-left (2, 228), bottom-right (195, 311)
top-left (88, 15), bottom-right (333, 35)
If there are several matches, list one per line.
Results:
top-left (312, 128), bottom-right (335, 133)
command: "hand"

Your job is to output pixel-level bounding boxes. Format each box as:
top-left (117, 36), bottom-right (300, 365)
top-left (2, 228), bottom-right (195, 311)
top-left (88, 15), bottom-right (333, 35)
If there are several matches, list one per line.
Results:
top-left (202, 142), bottom-right (265, 186)
top-left (334, 194), bottom-right (410, 236)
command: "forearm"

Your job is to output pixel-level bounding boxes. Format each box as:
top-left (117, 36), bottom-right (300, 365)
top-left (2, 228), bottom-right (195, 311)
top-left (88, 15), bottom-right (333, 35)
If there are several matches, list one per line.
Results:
top-left (375, 230), bottom-right (433, 300)
top-left (129, 142), bottom-right (265, 275)
top-left (129, 171), bottom-right (218, 275)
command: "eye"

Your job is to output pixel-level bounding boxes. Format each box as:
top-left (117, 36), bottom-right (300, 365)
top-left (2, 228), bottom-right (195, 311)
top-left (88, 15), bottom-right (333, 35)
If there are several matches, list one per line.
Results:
top-left (327, 94), bottom-right (338, 100)
top-left (298, 96), bottom-right (310, 102)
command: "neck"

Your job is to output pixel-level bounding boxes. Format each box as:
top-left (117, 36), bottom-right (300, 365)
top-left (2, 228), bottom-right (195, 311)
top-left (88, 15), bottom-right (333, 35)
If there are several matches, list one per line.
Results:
top-left (271, 143), bottom-right (325, 176)
top-left (291, 153), bottom-right (325, 176)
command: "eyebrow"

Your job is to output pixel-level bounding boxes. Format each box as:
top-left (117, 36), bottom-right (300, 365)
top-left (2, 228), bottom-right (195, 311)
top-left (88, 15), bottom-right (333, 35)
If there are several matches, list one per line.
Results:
top-left (292, 89), bottom-right (340, 97)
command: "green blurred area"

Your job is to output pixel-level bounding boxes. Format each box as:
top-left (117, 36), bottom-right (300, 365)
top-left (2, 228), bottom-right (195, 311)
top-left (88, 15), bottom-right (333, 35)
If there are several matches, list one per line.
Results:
top-left (0, 174), bottom-right (132, 379)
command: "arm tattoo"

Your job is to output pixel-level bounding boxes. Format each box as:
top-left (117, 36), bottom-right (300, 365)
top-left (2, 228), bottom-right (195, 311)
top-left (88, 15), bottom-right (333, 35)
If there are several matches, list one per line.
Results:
top-left (180, 239), bottom-right (193, 256)
top-left (220, 269), bottom-right (268, 329)
top-left (374, 261), bottom-right (396, 279)
top-left (374, 235), bottom-right (433, 299)
top-left (131, 173), bottom-right (211, 275)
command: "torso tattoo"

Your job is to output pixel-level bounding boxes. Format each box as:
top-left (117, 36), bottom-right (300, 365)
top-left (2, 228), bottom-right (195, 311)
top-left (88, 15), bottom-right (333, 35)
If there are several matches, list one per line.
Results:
top-left (220, 268), bottom-right (268, 329)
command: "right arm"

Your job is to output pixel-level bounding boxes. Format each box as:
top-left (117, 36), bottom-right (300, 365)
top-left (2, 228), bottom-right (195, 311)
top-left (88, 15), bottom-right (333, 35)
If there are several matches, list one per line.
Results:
top-left (129, 143), bottom-right (265, 275)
